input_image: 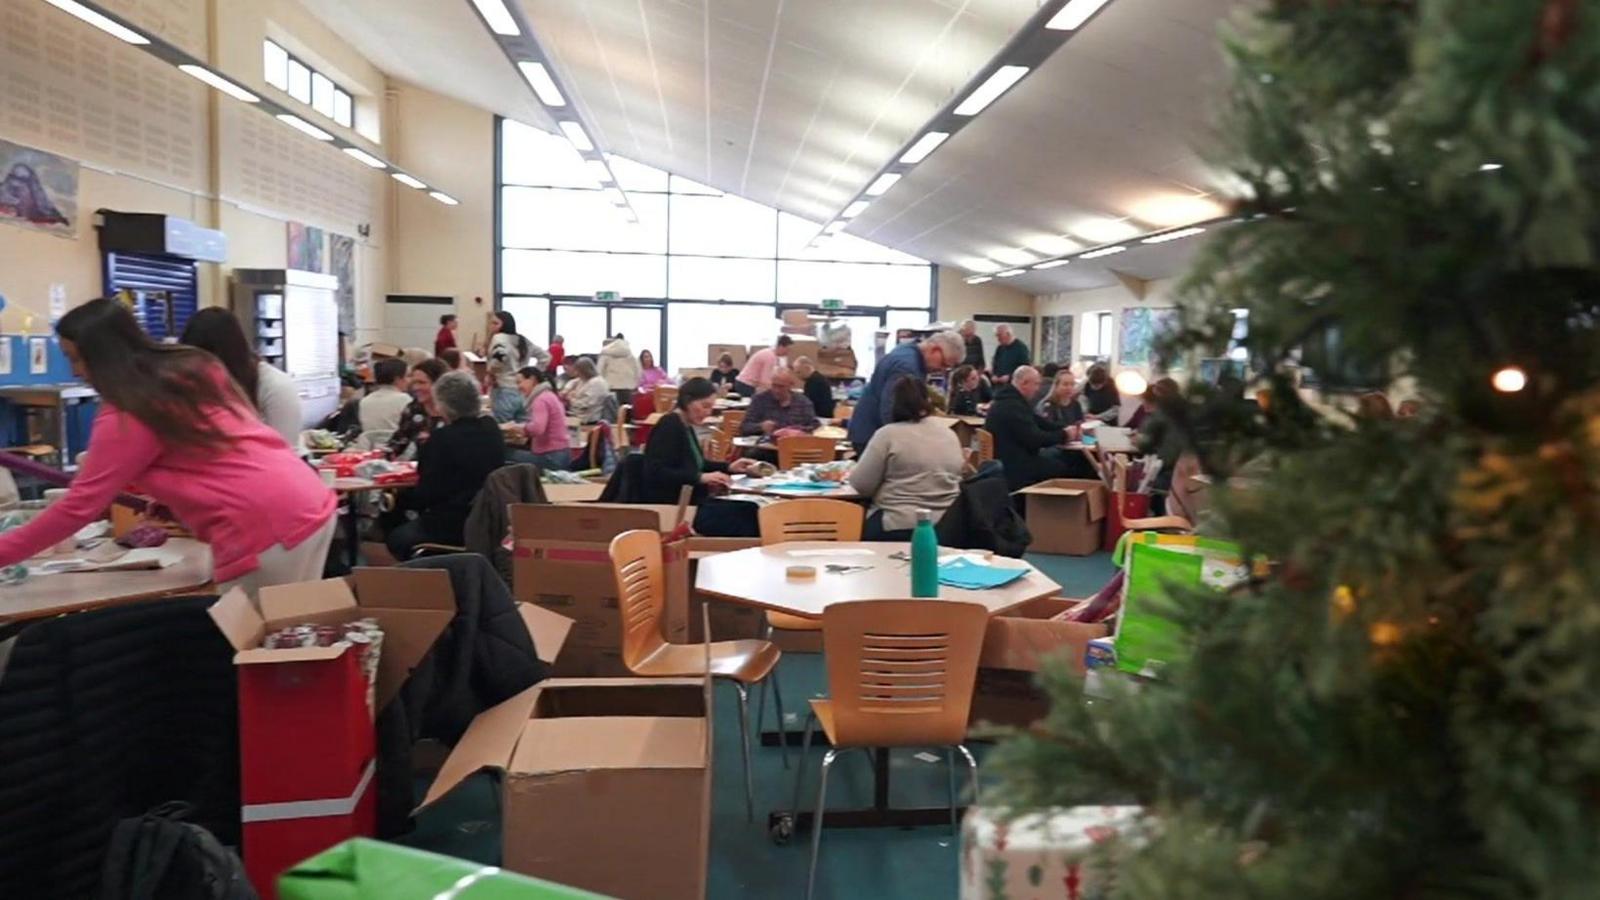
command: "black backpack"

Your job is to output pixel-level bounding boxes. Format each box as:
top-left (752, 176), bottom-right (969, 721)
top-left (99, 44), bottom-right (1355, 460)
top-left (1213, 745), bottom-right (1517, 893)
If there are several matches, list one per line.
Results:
top-left (100, 802), bottom-right (258, 900)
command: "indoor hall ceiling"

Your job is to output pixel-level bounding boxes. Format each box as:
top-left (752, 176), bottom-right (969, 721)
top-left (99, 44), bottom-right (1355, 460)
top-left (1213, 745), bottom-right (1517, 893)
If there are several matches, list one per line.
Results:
top-left (298, 0), bottom-right (1244, 293)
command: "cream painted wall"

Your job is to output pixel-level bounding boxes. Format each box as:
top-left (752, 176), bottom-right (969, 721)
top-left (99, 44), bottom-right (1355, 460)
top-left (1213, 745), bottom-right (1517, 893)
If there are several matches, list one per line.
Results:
top-left (937, 267), bottom-right (1034, 323)
top-left (1034, 278), bottom-right (1180, 376)
top-left (389, 82), bottom-right (496, 350)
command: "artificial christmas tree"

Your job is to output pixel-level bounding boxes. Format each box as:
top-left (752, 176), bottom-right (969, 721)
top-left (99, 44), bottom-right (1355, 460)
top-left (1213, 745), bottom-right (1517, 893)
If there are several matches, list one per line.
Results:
top-left (991, 1), bottom-right (1600, 897)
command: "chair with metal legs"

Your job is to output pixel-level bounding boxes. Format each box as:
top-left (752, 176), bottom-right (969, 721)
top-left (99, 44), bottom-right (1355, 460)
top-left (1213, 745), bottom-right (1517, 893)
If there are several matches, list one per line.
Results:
top-left (789, 599), bottom-right (989, 900)
top-left (608, 529), bottom-right (787, 821)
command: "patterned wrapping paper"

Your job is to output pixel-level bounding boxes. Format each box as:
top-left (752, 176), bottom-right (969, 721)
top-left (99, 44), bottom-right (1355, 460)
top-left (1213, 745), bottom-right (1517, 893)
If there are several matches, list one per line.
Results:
top-left (961, 805), bottom-right (1143, 900)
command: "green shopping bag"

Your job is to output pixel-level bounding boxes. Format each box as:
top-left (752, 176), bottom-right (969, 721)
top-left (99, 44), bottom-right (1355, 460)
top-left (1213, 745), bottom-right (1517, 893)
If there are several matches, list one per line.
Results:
top-left (278, 839), bottom-right (606, 900)
top-left (1113, 533), bottom-right (1249, 677)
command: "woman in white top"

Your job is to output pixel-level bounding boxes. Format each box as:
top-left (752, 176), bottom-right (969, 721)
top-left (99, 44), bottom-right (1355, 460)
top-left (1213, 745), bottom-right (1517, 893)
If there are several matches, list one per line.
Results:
top-left (181, 308), bottom-right (303, 448)
top-left (487, 310), bottom-right (550, 423)
top-left (597, 333), bottom-right (642, 406)
top-left (847, 376), bottom-right (964, 541)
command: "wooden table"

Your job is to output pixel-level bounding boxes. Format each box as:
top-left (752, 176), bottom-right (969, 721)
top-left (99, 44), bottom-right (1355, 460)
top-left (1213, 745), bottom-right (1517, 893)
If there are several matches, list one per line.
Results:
top-left (728, 475), bottom-right (862, 501)
top-left (696, 541), bottom-right (1059, 835)
top-left (0, 538), bottom-right (215, 624)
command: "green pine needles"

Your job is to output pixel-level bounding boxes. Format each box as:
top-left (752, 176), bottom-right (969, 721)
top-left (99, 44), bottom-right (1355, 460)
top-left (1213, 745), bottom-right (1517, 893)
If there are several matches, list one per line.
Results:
top-left (990, 1), bottom-right (1600, 897)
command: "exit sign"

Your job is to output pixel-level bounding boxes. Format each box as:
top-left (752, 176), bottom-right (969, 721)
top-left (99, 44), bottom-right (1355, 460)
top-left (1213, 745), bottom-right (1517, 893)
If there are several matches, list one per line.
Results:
top-left (820, 298), bottom-right (845, 310)
top-left (595, 291), bottom-right (621, 302)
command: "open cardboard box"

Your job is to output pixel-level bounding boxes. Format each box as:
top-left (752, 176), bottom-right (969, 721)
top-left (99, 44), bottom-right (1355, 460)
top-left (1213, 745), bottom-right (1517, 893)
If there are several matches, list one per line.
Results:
top-left (540, 481), bottom-right (608, 504)
top-left (970, 597), bottom-right (1110, 729)
top-left (513, 503), bottom-right (692, 677)
top-left (1014, 478), bottom-right (1108, 556)
top-left (420, 677), bottom-right (712, 900)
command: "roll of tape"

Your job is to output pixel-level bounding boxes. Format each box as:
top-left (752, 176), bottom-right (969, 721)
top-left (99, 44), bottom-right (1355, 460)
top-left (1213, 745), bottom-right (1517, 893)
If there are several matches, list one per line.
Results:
top-left (786, 565), bottom-right (817, 581)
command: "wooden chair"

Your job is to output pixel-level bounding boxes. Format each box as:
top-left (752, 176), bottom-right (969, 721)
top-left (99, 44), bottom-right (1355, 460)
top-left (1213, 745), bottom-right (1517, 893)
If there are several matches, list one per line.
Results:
top-left (834, 402), bottom-right (853, 422)
top-left (755, 497), bottom-right (865, 645)
top-left (609, 529), bottom-right (787, 821)
top-left (720, 409), bottom-right (747, 436)
top-left (792, 599), bottom-right (989, 900)
top-left (777, 435), bottom-right (838, 469)
top-left (705, 427), bottom-right (734, 463)
top-left (1112, 455), bottom-right (1191, 533)
top-left (974, 428), bottom-right (995, 464)
top-left (652, 384), bottom-right (678, 413)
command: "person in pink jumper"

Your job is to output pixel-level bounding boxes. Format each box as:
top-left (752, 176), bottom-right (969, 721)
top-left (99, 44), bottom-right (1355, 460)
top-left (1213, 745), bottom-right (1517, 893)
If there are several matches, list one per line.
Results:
top-left (511, 365), bottom-right (571, 471)
top-left (0, 299), bottom-right (337, 597)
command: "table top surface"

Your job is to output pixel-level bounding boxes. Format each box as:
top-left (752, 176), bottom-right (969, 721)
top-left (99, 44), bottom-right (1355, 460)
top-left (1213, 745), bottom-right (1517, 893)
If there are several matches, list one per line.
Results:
top-left (332, 476), bottom-right (417, 493)
top-left (0, 538), bottom-right (215, 623)
top-left (694, 541), bottom-right (1059, 618)
top-left (729, 475), bottom-right (861, 499)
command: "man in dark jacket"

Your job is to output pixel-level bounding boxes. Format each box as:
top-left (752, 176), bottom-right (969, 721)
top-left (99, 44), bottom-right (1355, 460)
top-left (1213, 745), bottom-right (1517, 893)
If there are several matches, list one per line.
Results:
top-left (960, 319), bottom-right (985, 369)
top-left (984, 365), bottom-right (1094, 491)
top-left (991, 324), bottom-right (1031, 385)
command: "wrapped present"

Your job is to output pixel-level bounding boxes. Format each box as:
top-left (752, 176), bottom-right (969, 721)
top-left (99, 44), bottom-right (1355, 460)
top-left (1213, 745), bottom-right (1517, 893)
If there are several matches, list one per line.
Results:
top-left (279, 838), bottom-right (604, 899)
top-left (961, 805), bottom-right (1142, 900)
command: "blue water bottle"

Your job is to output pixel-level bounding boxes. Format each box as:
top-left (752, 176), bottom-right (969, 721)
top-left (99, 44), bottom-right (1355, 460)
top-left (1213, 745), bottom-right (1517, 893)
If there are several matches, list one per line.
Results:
top-left (910, 509), bottom-right (938, 598)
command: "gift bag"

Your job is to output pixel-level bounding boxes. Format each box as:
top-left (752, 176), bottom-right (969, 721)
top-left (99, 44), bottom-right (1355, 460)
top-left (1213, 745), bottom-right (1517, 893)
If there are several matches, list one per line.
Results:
top-left (1112, 532), bottom-right (1248, 677)
top-left (278, 839), bottom-right (601, 900)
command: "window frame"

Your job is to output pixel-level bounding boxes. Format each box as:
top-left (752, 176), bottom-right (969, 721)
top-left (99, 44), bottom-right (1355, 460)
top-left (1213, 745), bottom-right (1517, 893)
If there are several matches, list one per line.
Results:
top-left (264, 39), bottom-right (361, 135)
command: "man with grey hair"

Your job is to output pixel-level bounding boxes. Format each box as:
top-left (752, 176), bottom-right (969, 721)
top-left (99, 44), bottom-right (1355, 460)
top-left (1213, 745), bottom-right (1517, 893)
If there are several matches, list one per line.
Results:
top-left (991, 323), bottom-right (1031, 385)
top-left (983, 363), bottom-right (1093, 491)
top-left (959, 319), bottom-right (986, 369)
top-left (847, 329), bottom-right (966, 451)
top-left (386, 370), bottom-right (506, 561)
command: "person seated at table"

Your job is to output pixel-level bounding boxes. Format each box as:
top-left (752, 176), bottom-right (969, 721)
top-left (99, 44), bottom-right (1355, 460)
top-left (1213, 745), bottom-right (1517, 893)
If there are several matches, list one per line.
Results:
top-left (565, 357), bottom-right (615, 424)
top-left (947, 365), bottom-right (984, 417)
top-left (440, 347), bottom-right (465, 372)
top-left (1081, 363), bottom-right (1121, 423)
top-left (1035, 368), bottom-right (1086, 429)
top-left (387, 358), bottom-right (449, 459)
top-left (741, 369), bottom-right (819, 439)
top-left (985, 365), bottom-right (1094, 491)
top-left (557, 356), bottom-right (583, 392)
top-left (637, 349), bottom-right (673, 392)
top-left (180, 307), bottom-right (302, 447)
top-left (0, 298), bottom-right (336, 596)
top-left (508, 366), bottom-right (571, 472)
top-left (1125, 376), bottom-right (1176, 431)
top-left (386, 371), bottom-right (506, 561)
top-left (317, 372), bottom-right (366, 439)
top-left (848, 377), bottom-right (963, 541)
top-left (358, 358), bottom-right (414, 449)
top-left (709, 353), bottom-right (740, 390)
top-left (791, 355), bottom-right (835, 420)
top-left (641, 377), bottom-right (760, 505)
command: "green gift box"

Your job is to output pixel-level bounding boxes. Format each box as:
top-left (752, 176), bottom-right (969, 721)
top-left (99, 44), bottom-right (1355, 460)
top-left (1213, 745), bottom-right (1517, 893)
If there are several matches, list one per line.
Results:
top-left (278, 839), bottom-right (606, 900)
top-left (1113, 533), bottom-right (1248, 677)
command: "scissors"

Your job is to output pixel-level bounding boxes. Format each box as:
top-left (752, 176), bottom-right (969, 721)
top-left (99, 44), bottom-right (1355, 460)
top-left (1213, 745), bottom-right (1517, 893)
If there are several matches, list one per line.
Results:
top-left (824, 564), bottom-right (872, 575)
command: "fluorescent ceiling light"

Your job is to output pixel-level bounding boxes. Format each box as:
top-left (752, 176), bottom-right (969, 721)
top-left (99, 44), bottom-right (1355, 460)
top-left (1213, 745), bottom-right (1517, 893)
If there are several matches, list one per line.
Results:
top-left (391, 172), bottom-right (427, 189)
top-left (1046, 0), bottom-right (1114, 31)
top-left (43, 0), bottom-right (148, 44)
top-left (1033, 259), bottom-right (1070, 270)
top-left (865, 173), bottom-right (902, 196)
top-left (991, 248), bottom-right (1036, 266)
top-left (965, 276), bottom-right (993, 284)
top-left (277, 114), bottom-right (333, 141)
top-left (996, 269), bottom-right (1026, 278)
top-left (604, 187), bottom-right (627, 206)
top-left (559, 121), bottom-right (593, 151)
top-left (518, 62), bottom-right (566, 107)
top-left (584, 159), bottom-right (613, 184)
top-left (1142, 226), bottom-right (1206, 244)
top-left (841, 200), bottom-right (869, 219)
top-left (1479, 162), bottom-right (1503, 172)
top-left (1079, 246), bottom-right (1127, 259)
top-left (1070, 217), bottom-right (1141, 244)
top-left (1026, 235), bottom-right (1079, 256)
top-left (177, 65), bottom-right (259, 103)
top-left (823, 221), bottom-right (845, 234)
top-left (470, 0), bottom-right (520, 36)
top-left (954, 65), bottom-right (1028, 116)
top-left (342, 147), bottom-right (386, 169)
top-left (429, 191), bottom-right (459, 206)
top-left (899, 131), bottom-right (949, 165)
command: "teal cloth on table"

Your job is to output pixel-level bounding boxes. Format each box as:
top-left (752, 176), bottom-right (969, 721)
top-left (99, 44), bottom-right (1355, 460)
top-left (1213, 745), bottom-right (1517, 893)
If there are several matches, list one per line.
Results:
top-left (764, 481), bottom-right (840, 493)
top-left (937, 557), bottom-right (1027, 590)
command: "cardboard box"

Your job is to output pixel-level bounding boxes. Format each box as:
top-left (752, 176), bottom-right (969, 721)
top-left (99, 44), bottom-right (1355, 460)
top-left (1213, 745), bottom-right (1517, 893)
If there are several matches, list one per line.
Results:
top-left (208, 568), bottom-right (459, 899)
top-left (421, 678), bottom-right (712, 900)
top-left (787, 338), bottom-right (821, 365)
top-left (540, 481), bottom-right (607, 504)
top-left (815, 346), bottom-right (857, 378)
top-left (707, 344), bottom-right (748, 368)
top-left (512, 504), bottom-right (691, 677)
top-left (969, 597), bottom-right (1109, 729)
top-left (1014, 478), bottom-right (1108, 556)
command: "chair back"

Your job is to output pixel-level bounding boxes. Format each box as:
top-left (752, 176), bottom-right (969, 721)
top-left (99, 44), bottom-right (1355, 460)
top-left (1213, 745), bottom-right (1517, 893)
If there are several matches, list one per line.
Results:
top-left (822, 599), bottom-right (989, 747)
top-left (758, 498), bottom-right (863, 545)
top-left (706, 427), bottom-right (734, 463)
top-left (653, 384), bottom-right (679, 413)
top-left (778, 435), bottom-right (837, 469)
top-left (834, 402), bottom-right (853, 422)
top-left (720, 409), bottom-right (747, 435)
top-left (608, 529), bottom-right (670, 671)
top-left (975, 428), bottom-right (995, 463)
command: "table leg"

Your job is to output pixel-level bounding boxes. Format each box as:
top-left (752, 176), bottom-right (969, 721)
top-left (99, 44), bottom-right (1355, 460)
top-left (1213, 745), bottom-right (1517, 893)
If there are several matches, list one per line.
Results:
top-left (344, 497), bottom-right (361, 569)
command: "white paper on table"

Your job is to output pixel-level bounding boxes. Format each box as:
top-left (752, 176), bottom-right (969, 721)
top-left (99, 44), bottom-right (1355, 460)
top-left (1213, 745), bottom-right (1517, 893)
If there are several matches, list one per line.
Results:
top-left (787, 548), bottom-right (875, 557)
top-left (27, 548), bottom-right (182, 576)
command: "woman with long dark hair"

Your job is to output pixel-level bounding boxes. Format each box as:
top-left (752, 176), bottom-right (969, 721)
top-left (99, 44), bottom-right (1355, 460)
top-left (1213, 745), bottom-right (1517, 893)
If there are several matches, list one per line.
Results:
top-left (180, 307), bottom-right (302, 446)
top-left (0, 299), bottom-right (336, 596)
top-left (486, 310), bottom-right (550, 423)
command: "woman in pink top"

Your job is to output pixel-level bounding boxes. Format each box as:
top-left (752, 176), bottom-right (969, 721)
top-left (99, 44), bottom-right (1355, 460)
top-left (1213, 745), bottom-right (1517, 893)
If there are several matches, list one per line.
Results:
top-left (513, 366), bottom-right (571, 471)
top-left (636, 349), bottom-right (672, 392)
top-left (0, 299), bottom-right (337, 597)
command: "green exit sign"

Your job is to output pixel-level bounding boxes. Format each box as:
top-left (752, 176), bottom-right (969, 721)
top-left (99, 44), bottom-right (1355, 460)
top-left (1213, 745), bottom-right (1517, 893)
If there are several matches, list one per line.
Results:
top-left (820, 298), bottom-right (845, 310)
top-left (595, 290), bottom-right (621, 302)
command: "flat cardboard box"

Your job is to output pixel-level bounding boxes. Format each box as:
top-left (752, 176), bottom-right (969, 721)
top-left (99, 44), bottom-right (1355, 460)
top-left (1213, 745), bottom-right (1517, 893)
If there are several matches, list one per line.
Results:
top-left (1014, 478), bottom-right (1108, 556)
top-left (540, 481), bottom-right (607, 504)
top-left (512, 504), bottom-right (691, 677)
top-left (421, 678), bottom-right (711, 900)
top-left (970, 597), bottom-right (1109, 729)
top-left (707, 344), bottom-right (748, 368)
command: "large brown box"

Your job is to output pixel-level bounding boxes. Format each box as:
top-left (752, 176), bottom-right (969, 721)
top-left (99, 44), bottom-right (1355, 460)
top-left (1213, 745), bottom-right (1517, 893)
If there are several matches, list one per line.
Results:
top-left (969, 597), bottom-right (1109, 728)
top-left (1014, 478), bottom-right (1108, 556)
top-left (512, 504), bottom-right (691, 677)
top-left (421, 678), bottom-right (710, 900)
top-left (707, 344), bottom-right (748, 368)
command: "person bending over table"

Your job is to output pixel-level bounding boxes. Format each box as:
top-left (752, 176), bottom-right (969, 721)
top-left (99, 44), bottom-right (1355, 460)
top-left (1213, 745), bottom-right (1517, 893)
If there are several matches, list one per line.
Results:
top-left (740, 369), bottom-right (820, 440)
top-left (181, 307), bottom-right (302, 448)
top-left (734, 335), bottom-right (792, 398)
top-left (1081, 363), bottom-right (1121, 423)
top-left (508, 365), bottom-right (571, 472)
top-left (985, 365), bottom-right (1096, 492)
top-left (847, 329), bottom-right (966, 452)
top-left (387, 371), bottom-right (506, 561)
top-left (642, 377), bottom-right (760, 505)
top-left (848, 377), bottom-right (963, 541)
top-left (387, 358), bottom-right (449, 460)
top-left (0, 299), bottom-right (336, 597)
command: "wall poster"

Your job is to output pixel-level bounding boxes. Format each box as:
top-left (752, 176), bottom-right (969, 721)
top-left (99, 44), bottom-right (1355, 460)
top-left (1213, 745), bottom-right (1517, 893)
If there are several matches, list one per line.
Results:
top-left (1119, 307), bottom-right (1179, 367)
top-left (0, 139), bottom-right (79, 237)
top-left (329, 233), bottom-right (356, 335)
top-left (287, 221), bottom-right (326, 273)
